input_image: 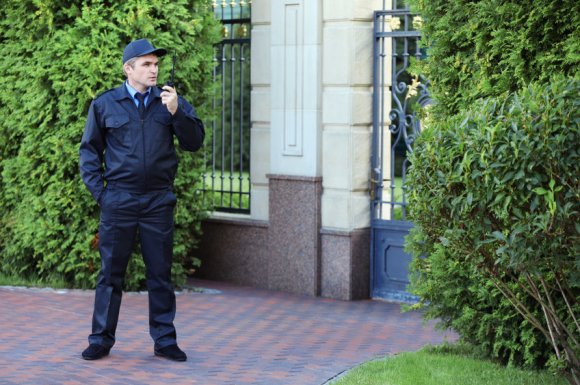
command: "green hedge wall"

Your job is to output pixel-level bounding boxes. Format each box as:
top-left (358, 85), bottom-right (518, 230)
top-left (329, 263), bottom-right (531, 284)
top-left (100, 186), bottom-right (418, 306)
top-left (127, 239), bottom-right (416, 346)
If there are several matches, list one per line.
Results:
top-left (0, 0), bottom-right (220, 290)
top-left (406, 0), bottom-right (580, 379)
top-left (410, 0), bottom-right (579, 119)
top-left (406, 77), bottom-right (579, 369)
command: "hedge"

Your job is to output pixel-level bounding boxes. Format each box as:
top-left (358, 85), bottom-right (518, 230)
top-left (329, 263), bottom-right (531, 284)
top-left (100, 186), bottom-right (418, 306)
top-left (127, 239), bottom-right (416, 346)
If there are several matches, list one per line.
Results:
top-left (409, 0), bottom-right (579, 119)
top-left (0, 0), bottom-right (220, 290)
top-left (406, 0), bottom-right (579, 383)
top-left (406, 77), bottom-right (579, 379)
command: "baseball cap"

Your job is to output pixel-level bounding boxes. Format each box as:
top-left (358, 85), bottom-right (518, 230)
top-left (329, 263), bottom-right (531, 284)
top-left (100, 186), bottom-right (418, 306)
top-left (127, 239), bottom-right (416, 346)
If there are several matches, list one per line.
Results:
top-left (123, 38), bottom-right (167, 64)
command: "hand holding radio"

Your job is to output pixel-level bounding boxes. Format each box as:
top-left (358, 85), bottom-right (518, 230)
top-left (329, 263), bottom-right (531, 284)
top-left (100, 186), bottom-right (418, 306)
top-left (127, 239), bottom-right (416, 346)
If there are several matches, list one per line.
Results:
top-left (160, 86), bottom-right (178, 115)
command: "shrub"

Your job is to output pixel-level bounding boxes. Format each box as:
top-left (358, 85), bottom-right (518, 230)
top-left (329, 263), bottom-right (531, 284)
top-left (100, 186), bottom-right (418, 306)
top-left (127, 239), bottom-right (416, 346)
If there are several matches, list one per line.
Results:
top-left (406, 77), bottom-right (579, 382)
top-left (0, 0), bottom-right (220, 289)
top-left (409, 0), bottom-right (580, 119)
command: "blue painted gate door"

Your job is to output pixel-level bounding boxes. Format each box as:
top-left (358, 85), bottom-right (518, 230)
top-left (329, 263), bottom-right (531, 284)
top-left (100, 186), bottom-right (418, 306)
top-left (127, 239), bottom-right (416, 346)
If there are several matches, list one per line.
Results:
top-left (370, 7), bottom-right (430, 301)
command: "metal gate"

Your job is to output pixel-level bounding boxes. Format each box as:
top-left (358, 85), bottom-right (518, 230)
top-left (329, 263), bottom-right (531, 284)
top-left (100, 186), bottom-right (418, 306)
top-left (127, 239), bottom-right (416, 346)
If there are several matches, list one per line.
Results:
top-left (370, 6), bottom-right (431, 301)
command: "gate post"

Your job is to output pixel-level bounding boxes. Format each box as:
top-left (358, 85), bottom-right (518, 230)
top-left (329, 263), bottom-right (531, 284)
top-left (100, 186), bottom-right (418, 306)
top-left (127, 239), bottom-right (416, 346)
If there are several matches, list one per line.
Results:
top-left (318, 1), bottom-right (383, 300)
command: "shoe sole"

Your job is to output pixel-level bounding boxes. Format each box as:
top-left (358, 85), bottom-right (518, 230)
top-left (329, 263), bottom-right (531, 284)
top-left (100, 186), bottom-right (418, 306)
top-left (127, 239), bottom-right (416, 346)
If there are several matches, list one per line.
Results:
top-left (154, 351), bottom-right (187, 362)
top-left (82, 351), bottom-right (110, 360)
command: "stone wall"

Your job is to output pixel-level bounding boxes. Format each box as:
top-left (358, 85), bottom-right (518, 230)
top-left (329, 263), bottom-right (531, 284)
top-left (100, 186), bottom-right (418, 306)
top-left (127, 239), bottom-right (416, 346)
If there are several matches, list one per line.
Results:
top-left (195, 0), bottom-right (385, 300)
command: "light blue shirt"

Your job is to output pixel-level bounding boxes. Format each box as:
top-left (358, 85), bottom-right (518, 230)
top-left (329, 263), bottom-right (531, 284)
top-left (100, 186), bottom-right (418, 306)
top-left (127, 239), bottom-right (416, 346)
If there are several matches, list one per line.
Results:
top-left (125, 82), bottom-right (151, 107)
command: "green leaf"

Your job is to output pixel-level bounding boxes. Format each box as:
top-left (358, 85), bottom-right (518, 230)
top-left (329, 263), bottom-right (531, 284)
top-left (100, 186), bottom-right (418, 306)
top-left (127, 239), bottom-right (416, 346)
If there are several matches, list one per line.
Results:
top-left (491, 231), bottom-right (506, 241)
top-left (533, 187), bottom-right (547, 195)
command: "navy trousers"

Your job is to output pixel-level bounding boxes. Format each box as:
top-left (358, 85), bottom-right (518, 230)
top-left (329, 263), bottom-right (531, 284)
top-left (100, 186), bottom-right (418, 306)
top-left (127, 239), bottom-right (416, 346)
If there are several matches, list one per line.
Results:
top-left (88, 188), bottom-right (178, 350)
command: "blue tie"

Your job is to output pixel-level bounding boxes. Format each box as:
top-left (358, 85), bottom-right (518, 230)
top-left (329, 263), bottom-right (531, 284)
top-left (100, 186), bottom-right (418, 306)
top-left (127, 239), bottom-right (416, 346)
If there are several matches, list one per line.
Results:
top-left (136, 92), bottom-right (147, 117)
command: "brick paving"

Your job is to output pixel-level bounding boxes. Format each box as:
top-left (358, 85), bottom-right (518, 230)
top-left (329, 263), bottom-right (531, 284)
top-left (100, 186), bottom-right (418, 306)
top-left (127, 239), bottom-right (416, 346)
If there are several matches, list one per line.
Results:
top-left (0, 279), bottom-right (456, 385)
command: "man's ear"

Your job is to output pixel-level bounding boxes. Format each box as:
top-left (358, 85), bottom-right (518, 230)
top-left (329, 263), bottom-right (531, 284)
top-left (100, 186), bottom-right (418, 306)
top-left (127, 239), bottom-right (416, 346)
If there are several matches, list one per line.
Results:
top-left (123, 62), bottom-right (132, 76)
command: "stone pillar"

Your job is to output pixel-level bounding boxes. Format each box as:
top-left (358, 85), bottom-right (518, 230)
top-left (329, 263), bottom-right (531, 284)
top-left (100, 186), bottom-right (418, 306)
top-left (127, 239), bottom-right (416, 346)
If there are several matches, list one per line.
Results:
top-left (318, 0), bottom-right (382, 299)
top-left (266, 0), bottom-right (323, 296)
top-left (250, 0), bottom-right (272, 221)
top-left (270, 0), bottom-right (322, 177)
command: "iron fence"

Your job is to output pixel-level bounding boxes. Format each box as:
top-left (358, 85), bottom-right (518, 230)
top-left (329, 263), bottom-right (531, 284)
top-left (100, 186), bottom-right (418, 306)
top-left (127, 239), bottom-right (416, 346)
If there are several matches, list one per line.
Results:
top-left (203, 0), bottom-right (252, 213)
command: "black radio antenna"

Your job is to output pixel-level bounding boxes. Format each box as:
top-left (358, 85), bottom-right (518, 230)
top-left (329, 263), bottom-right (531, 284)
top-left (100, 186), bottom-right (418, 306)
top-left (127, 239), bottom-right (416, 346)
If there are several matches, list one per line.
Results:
top-left (166, 51), bottom-right (176, 87)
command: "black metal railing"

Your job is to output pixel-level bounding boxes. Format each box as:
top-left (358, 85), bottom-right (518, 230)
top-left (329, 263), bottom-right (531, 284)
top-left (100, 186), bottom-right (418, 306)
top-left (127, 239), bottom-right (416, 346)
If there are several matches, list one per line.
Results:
top-left (204, 0), bottom-right (251, 213)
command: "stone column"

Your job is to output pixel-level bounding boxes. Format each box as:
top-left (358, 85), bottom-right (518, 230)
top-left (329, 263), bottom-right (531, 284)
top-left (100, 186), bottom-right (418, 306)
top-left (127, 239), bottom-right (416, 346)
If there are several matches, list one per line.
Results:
top-left (319, 0), bottom-right (382, 299)
top-left (250, 0), bottom-right (272, 221)
top-left (267, 0), bottom-right (323, 296)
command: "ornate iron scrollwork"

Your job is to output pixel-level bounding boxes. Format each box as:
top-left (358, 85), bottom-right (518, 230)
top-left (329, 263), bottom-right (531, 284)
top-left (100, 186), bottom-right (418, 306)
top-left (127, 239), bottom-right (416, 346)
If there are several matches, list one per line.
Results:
top-left (389, 74), bottom-right (431, 155)
top-left (372, 8), bottom-right (432, 221)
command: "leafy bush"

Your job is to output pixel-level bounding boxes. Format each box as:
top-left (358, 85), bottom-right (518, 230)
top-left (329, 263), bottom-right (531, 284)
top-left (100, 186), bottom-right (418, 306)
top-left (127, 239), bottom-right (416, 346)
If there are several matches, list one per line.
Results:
top-left (0, 0), bottom-right (220, 289)
top-left (405, 1), bottom-right (580, 383)
top-left (406, 77), bottom-right (579, 382)
top-left (409, 0), bottom-right (580, 119)
top-left (406, 238), bottom-right (553, 369)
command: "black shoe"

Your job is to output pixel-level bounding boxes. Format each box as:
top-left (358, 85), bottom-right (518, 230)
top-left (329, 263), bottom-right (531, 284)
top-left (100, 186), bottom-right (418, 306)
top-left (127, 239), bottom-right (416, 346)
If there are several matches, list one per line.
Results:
top-left (154, 344), bottom-right (187, 362)
top-left (82, 344), bottom-right (111, 360)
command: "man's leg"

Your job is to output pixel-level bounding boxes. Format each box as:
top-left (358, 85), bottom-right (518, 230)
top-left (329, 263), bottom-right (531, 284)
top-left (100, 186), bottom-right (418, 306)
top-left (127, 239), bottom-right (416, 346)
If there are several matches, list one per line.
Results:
top-left (88, 190), bottom-right (138, 348)
top-left (138, 190), bottom-right (178, 349)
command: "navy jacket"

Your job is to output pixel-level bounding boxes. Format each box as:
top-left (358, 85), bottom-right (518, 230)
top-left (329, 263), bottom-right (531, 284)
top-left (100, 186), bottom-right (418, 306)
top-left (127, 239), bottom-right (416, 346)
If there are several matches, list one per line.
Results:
top-left (80, 83), bottom-right (204, 203)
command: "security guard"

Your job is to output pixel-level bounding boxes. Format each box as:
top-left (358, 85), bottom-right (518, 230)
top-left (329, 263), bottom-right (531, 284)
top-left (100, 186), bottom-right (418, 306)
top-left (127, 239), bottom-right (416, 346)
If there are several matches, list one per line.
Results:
top-left (79, 38), bottom-right (204, 361)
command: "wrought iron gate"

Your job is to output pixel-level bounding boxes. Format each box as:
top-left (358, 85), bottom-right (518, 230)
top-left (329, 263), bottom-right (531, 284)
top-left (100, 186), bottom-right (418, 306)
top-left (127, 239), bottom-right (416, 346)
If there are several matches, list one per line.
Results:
top-left (370, 6), bottom-right (431, 301)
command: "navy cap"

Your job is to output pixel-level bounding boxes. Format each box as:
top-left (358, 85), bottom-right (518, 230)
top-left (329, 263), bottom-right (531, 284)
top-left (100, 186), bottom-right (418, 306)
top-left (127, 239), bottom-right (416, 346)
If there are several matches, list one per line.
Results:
top-left (123, 38), bottom-right (167, 64)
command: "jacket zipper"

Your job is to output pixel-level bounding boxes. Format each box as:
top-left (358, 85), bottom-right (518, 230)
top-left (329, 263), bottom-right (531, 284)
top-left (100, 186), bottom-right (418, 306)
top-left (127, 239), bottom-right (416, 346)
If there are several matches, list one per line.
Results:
top-left (140, 108), bottom-right (148, 191)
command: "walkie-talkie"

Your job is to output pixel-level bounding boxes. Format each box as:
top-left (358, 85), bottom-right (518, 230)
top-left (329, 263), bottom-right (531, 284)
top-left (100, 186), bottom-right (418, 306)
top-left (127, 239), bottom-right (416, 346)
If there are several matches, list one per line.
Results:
top-left (165, 51), bottom-right (176, 88)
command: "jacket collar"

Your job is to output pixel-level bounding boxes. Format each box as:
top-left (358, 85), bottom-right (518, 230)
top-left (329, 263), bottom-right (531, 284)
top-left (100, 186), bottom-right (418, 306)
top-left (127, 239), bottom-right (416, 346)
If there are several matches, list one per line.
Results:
top-left (110, 83), bottom-right (163, 101)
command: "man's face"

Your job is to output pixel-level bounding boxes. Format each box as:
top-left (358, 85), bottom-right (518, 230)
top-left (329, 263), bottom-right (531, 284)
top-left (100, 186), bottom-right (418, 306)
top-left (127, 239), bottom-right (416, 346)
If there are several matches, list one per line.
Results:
top-left (124, 54), bottom-right (159, 92)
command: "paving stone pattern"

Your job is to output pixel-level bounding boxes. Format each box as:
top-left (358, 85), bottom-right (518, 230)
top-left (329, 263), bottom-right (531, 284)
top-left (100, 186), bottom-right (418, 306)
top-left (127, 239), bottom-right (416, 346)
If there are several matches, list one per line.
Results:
top-left (0, 279), bottom-right (455, 385)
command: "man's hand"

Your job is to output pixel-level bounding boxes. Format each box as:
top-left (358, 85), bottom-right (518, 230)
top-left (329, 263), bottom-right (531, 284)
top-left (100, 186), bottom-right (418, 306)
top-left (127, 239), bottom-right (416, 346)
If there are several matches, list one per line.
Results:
top-left (160, 85), bottom-right (178, 115)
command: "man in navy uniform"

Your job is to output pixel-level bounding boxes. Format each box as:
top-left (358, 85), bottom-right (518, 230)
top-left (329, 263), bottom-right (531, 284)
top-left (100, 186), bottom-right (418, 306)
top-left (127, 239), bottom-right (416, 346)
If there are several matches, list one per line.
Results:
top-left (79, 38), bottom-right (204, 361)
